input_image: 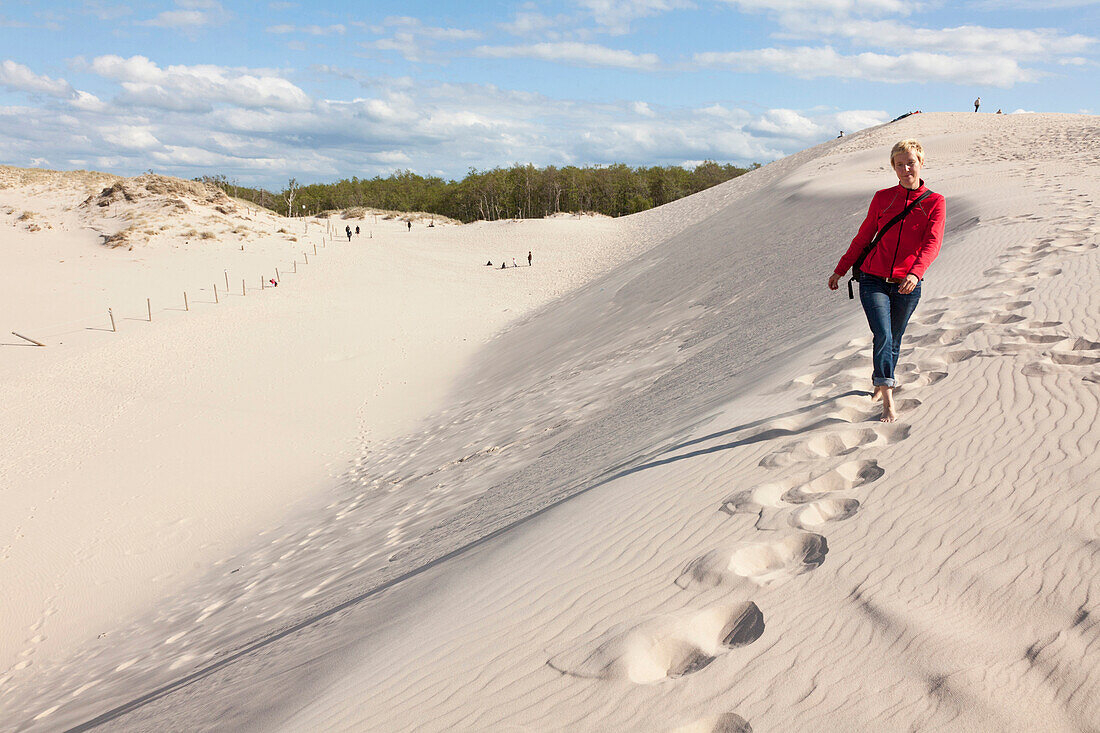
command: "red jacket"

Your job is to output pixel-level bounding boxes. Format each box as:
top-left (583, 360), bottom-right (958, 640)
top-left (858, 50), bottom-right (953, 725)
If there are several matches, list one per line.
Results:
top-left (835, 181), bottom-right (946, 281)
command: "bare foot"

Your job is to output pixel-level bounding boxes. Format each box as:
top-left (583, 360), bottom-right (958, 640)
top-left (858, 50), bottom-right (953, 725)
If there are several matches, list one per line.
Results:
top-left (880, 388), bottom-right (897, 422)
top-left (872, 385), bottom-right (884, 402)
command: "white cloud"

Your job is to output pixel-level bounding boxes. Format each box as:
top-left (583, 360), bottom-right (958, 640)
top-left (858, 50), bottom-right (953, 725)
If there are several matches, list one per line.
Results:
top-left (975, 0), bottom-right (1100, 7)
top-left (372, 150), bottom-right (412, 164)
top-left (474, 42), bottom-right (661, 70)
top-left (139, 0), bottom-right (228, 30)
top-left (367, 33), bottom-right (428, 63)
top-left (71, 90), bottom-right (109, 112)
top-left (266, 24), bottom-right (346, 35)
top-left (364, 17), bottom-right (483, 63)
top-left (85, 55), bottom-right (163, 84)
top-left (717, 0), bottom-right (909, 15)
top-left (100, 124), bottom-right (161, 150)
top-left (694, 46), bottom-right (1039, 87)
top-left (574, 0), bottom-right (695, 34)
top-left (382, 16), bottom-right (482, 41)
top-left (632, 101), bottom-right (656, 117)
top-left (82, 55), bottom-right (312, 111)
top-left (500, 9), bottom-right (562, 36)
top-left (0, 59), bottom-right (74, 96)
top-left (82, 1), bottom-right (133, 21)
top-left (745, 108), bottom-right (819, 138)
top-left (776, 17), bottom-right (1096, 59)
top-left (142, 10), bottom-right (208, 28)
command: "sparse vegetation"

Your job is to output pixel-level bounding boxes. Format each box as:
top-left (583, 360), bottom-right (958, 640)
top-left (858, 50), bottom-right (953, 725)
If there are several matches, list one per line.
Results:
top-left (199, 231), bottom-right (215, 239)
top-left (102, 228), bottom-right (133, 248)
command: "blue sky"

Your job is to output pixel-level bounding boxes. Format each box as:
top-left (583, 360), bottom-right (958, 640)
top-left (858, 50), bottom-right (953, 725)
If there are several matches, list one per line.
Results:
top-left (1, 0), bottom-right (1096, 188)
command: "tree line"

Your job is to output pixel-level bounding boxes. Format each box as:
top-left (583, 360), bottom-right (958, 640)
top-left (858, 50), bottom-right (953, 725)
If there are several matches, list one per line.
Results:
top-left (196, 161), bottom-right (758, 223)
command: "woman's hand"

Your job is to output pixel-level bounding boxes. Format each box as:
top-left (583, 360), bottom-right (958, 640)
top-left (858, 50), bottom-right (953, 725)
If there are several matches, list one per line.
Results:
top-left (828, 273), bottom-right (841, 290)
top-left (898, 273), bottom-right (919, 294)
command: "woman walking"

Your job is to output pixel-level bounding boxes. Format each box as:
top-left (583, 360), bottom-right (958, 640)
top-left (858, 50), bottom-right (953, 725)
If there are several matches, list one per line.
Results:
top-left (828, 140), bottom-right (946, 422)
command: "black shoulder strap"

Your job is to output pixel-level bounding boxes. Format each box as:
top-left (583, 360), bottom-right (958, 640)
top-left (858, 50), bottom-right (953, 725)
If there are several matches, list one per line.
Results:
top-left (848, 189), bottom-right (933, 299)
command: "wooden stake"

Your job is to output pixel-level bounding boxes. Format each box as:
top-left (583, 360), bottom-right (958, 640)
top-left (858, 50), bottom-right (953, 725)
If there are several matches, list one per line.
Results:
top-left (109, 308), bottom-right (116, 332)
top-left (214, 283), bottom-right (219, 303)
top-left (313, 243), bottom-right (317, 255)
top-left (293, 261), bottom-right (297, 273)
top-left (12, 331), bottom-right (45, 347)
top-left (303, 253), bottom-right (308, 264)
top-left (224, 270), bottom-right (229, 291)
top-left (147, 298), bottom-right (152, 322)
top-left (261, 276), bottom-right (265, 290)
top-left (241, 279), bottom-right (246, 296)
top-left (275, 267), bottom-right (280, 282)
top-left (184, 291), bottom-right (189, 311)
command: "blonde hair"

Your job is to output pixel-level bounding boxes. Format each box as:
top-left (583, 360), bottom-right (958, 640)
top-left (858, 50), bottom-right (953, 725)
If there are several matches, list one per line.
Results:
top-left (890, 139), bottom-right (924, 166)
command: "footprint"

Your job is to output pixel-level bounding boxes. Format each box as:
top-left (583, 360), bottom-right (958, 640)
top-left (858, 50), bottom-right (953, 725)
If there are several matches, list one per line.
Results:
top-left (991, 313), bottom-right (1026, 324)
top-left (1070, 338), bottom-right (1100, 351)
top-left (548, 602), bottom-right (765, 684)
top-left (942, 349), bottom-right (981, 364)
top-left (895, 361), bottom-right (949, 389)
top-left (678, 533), bottom-right (828, 588)
top-left (781, 459), bottom-right (885, 504)
top-left (1017, 333), bottom-right (1070, 345)
top-left (669, 712), bottom-right (753, 733)
top-left (1051, 352), bottom-right (1100, 367)
top-left (759, 424), bottom-right (909, 468)
top-left (1023, 361), bottom-right (1058, 378)
top-left (789, 498), bottom-right (860, 529)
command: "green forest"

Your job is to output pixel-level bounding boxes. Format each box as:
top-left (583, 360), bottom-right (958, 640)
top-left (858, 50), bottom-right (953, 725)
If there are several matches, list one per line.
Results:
top-left (198, 160), bottom-right (757, 223)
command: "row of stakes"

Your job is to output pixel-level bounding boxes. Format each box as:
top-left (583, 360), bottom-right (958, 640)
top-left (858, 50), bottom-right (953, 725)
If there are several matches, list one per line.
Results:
top-left (12, 238), bottom-right (333, 347)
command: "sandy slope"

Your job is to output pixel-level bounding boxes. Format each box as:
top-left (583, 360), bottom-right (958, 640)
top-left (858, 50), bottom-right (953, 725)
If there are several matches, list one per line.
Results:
top-left (0, 172), bottom-right (645, 709)
top-left (4, 113), bottom-right (1100, 732)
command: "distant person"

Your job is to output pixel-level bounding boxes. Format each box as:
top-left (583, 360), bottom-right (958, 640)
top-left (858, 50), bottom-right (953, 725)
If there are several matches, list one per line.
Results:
top-left (838, 131), bottom-right (844, 138)
top-left (269, 278), bottom-right (278, 287)
top-left (355, 225), bottom-right (360, 235)
top-left (486, 260), bottom-right (493, 266)
top-left (345, 225), bottom-right (352, 241)
top-left (429, 220), bottom-right (435, 227)
top-left (501, 261), bottom-right (506, 270)
top-left (974, 97), bottom-right (981, 112)
top-left (407, 221), bottom-right (412, 232)
top-left (828, 139), bottom-right (946, 423)
top-left (528, 251), bottom-right (532, 266)
top-left (512, 257), bottom-right (518, 268)
top-left (996, 109), bottom-right (1003, 114)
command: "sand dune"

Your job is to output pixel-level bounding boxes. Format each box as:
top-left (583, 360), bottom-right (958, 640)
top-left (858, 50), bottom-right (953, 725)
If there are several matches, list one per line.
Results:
top-left (2, 112), bottom-right (1099, 732)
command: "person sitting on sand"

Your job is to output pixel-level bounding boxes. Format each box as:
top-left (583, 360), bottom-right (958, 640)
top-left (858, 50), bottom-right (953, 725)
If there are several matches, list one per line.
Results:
top-left (828, 139), bottom-right (946, 422)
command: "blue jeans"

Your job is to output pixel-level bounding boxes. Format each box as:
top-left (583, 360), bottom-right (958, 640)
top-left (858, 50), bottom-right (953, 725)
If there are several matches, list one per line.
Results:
top-left (859, 274), bottom-right (921, 387)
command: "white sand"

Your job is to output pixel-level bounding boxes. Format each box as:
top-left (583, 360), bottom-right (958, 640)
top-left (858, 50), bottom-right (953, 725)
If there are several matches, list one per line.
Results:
top-left (2, 112), bottom-right (1099, 732)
